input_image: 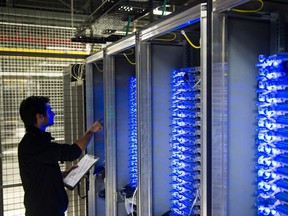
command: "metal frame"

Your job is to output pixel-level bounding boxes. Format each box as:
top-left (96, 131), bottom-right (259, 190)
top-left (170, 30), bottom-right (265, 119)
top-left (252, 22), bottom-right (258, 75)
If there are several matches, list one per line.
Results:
top-left (270, 12), bottom-right (286, 54)
top-left (103, 50), bottom-right (117, 216)
top-left (86, 31), bottom-right (136, 216)
top-left (213, 0), bottom-right (250, 12)
top-left (135, 33), bottom-right (152, 216)
top-left (200, 4), bottom-right (208, 216)
top-left (135, 3), bottom-right (208, 215)
top-left (210, 12), bottom-right (228, 216)
top-left (140, 4), bottom-right (201, 41)
top-left (104, 33), bottom-right (136, 216)
top-left (85, 3), bottom-right (212, 215)
top-left (106, 34), bottom-right (136, 56)
top-left (86, 51), bottom-right (104, 64)
top-left (85, 63), bottom-right (97, 216)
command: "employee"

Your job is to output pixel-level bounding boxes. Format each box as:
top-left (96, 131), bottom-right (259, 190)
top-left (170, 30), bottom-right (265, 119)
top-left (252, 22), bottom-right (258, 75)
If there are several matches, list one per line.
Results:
top-left (18, 96), bottom-right (103, 216)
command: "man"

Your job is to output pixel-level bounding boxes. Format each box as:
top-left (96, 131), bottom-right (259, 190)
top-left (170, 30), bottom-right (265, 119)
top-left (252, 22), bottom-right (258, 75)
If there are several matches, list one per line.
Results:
top-left (18, 96), bottom-right (103, 216)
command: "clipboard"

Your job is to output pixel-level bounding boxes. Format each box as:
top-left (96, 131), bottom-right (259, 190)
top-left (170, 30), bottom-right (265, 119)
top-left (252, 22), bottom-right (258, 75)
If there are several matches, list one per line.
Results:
top-left (63, 154), bottom-right (99, 190)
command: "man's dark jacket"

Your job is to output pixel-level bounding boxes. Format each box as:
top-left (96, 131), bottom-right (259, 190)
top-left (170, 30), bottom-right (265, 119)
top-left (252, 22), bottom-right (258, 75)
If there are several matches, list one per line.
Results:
top-left (18, 126), bottom-right (82, 216)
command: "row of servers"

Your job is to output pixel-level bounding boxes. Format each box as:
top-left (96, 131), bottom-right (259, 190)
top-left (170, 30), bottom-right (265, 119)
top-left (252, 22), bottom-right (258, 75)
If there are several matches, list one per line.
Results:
top-left (82, 1), bottom-right (288, 215)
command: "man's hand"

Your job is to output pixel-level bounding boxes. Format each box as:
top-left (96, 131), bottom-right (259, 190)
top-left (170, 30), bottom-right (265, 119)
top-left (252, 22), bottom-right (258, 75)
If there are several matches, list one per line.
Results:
top-left (87, 118), bottom-right (103, 134)
top-left (75, 118), bottom-right (104, 151)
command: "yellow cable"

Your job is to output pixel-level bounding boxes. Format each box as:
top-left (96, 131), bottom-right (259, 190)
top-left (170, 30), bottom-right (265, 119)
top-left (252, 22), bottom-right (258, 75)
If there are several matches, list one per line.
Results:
top-left (124, 49), bottom-right (134, 56)
top-left (181, 30), bottom-right (201, 49)
top-left (123, 53), bottom-right (136, 65)
top-left (94, 62), bottom-right (103, 72)
top-left (232, 0), bottom-right (264, 13)
top-left (154, 32), bottom-right (177, 42)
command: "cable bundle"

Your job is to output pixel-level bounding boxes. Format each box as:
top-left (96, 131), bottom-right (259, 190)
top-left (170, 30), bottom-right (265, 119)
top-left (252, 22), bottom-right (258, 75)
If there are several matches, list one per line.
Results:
top-left (256, 53), bottom-right (288, 216)
top-left (129, 76), bottom-right (137, 189)
top-left (169, 67), bottom-right (201, 216)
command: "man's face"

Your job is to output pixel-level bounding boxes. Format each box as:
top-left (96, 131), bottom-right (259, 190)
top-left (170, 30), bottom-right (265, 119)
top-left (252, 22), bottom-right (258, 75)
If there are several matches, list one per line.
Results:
top-left (43, 103), bottom-right (55, 127)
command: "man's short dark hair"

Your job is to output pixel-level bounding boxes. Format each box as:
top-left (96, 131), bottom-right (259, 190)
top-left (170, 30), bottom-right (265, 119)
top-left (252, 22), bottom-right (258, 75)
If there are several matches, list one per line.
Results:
top-left (19, 96), bottom-right (50, 129)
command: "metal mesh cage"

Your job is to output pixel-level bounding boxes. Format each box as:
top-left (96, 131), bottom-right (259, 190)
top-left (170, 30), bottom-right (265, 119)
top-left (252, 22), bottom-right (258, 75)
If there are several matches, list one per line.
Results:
top-left (0, 11), bottom-right (88, 216)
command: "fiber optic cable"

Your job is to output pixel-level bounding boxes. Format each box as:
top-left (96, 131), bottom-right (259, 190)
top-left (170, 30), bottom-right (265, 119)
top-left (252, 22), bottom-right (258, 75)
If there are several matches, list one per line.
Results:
top-left (94, 62), bottom-right (103, 72)
top-left (180, 30), bottom-right (200, 49)
top-left (123, 75), bottom-right (138, 216)
top-left (170, 67), bottom-right (201, 216)
top-left (232, 0), bottom-right (264, 13)
top-left (256, 53), bottom-right (288, 215)
top-left (125, 15), bottom-right (132, 36)
top-left (161, 0), bottom-right (167, 17)
top-left (129, 76), bottom-right (137, 188)
top-left (154, 32), bottom-right (177, 42)
top-left (124, 53), bottom-right (136, 65)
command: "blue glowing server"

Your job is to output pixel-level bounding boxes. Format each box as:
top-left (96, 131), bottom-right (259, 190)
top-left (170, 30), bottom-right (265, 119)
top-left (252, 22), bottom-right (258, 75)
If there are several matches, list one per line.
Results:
top-left (129, 76), bottom-right (137, 189)
top-left (169, 67), bottom-right (201, 216)
top-left (256, 53), bottom-right (288, 215)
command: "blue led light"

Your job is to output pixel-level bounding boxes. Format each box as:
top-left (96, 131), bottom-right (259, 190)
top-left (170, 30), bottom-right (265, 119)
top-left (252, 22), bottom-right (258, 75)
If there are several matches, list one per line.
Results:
top-left (169, 17), bottom-right (201, 34)
top-left (129, 76), bottom-right (137, 188)
top-left (170, 67), bottom-right (201, 216)
top-left (256, 53), bottom-right (288, 215)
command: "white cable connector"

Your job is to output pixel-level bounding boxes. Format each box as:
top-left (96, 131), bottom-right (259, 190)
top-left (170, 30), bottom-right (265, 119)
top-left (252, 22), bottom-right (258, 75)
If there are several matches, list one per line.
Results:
top-left (131, 187), bottom-right (138, 216)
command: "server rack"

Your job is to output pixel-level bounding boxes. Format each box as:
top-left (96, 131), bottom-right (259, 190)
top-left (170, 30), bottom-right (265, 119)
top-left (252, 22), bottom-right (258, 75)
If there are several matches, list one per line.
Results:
top-left (137, 4), bottom-right (207, 216)
top-left (87, 2), bottom-right (207, 215)
top-left (86, 34), bottom-right (137, 216)
top-left (104, 34), bottom-right (137, 216)
top-left (212, 0), bottom-right (288, 215)
top-left (84, 1), bottom-right (288, 216)
top-left (86, 3), bottom-right (209, 216)
top-left (86, 51), bottom-right (105, 216)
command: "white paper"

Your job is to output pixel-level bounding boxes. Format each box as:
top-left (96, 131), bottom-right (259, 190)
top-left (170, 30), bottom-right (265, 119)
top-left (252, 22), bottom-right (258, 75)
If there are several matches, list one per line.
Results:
top-left (63, 154), bottom-right (99, 189)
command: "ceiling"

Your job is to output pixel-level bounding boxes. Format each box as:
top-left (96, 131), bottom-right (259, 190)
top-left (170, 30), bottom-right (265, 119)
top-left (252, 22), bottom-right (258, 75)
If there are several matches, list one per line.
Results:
top-left (0, 0), bottom-right (96, 14)
top-left (0, 0), bottom-right (201, 15)
top-left (0, 0), bottom-right (203, 44)
top-left (2, 0), bottom-right (286, 49)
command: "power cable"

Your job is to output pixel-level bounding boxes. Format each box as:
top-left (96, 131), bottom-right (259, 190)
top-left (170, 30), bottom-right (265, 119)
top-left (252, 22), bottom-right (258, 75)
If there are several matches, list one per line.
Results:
top-left (181, 30), bottom-right (201, 49)
top-left (232, 0), bottom-right (264, 13)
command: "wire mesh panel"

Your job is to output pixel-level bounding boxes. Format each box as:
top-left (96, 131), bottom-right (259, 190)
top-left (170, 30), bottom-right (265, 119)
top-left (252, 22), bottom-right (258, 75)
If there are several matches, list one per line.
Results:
top-left (0, 12), bottom-right (88, 216)
top-left (0, 70), bottom-right (65, 216)
top-left (0, 24), bottom-right (85, 51)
